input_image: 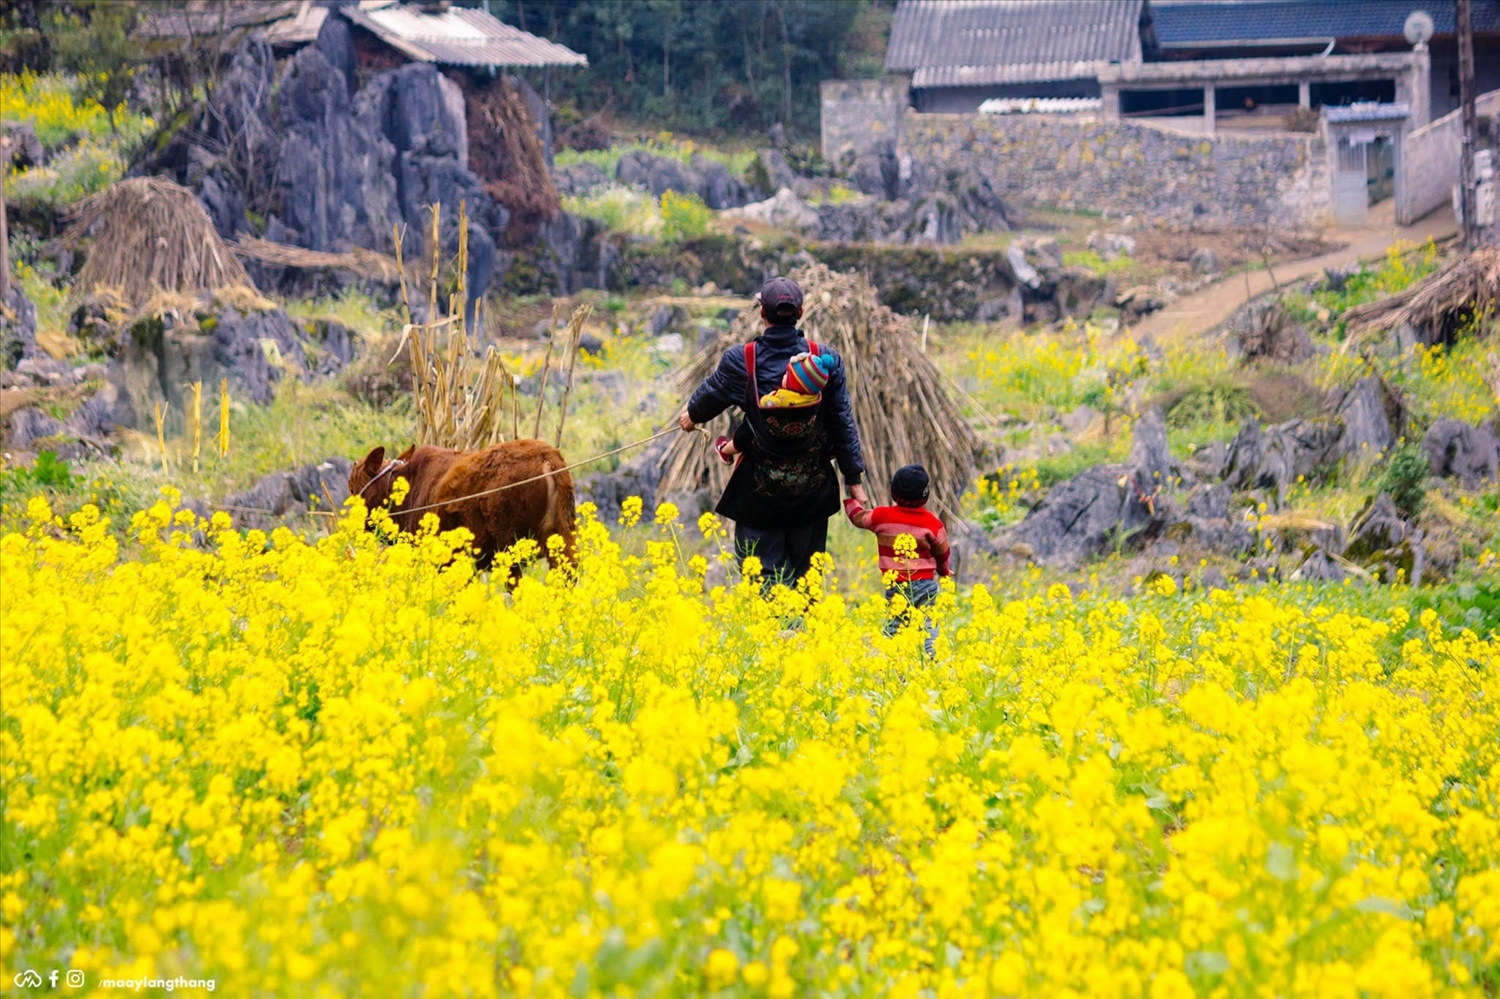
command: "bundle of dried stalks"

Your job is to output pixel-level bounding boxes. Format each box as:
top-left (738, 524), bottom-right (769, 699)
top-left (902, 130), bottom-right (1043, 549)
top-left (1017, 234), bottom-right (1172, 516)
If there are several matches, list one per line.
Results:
top-left (232, 236), bottom-right (402, 283)
top-left (466, 77), bottom-right (561, 245)
top-left (399, 201), bottom-right (589, 451)
top-left (408, 313), bottom-right (517, 451)
top-left (66, 177), bottom-right (252, 306)
top-left (1344, 246), bottom-right (1500, 343)
top-left (658, 262), bottom-right (982, 515)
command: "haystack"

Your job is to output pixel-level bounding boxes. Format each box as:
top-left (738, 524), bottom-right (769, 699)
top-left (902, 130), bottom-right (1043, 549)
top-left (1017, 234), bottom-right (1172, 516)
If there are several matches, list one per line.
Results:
top-left (658, 262), bottom-right (982, 516)
top-left (66, 177), bottom-right (253, 307)
top-left (232, 235), bottom-right (402, 284)
top-left (1344, 246), bottom-right (1500, 343)
top-left (466, 78), bottom-right (561, 246)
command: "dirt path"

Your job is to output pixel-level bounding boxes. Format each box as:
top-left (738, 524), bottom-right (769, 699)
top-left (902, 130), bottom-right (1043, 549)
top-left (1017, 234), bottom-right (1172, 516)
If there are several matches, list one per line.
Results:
top-left (1130, 202), bottom-right (1459, 345)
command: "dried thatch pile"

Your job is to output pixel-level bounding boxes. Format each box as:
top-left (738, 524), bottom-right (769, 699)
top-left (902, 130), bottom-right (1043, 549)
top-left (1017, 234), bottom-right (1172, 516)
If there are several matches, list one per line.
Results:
top-left (658, 262), bottom-right (982, 515)
top-left (232, 236), bottom-right (402, 284)
top-left (1344, 246), bottom-right (1500, 343)
top-left (66, 177), bottom-right (252, 306)
top-left (466, 78), bottom-right (560, 245)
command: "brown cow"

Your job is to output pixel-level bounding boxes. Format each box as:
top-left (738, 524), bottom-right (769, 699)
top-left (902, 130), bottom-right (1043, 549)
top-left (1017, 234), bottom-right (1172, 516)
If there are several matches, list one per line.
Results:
top-left (348, 438), bottom-right (575, 572)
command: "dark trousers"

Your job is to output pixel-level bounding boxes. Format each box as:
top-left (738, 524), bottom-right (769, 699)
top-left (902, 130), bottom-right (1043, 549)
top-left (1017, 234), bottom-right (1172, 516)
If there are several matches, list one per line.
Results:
top-left (734, 518), bottom-right (829, 585)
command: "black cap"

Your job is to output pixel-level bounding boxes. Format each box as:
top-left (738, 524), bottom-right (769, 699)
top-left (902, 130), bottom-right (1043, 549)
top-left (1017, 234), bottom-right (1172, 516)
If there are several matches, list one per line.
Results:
top-left (758, 276), bottom-right (803, 319)
top-left (891, 464), bottom-right (930, 504)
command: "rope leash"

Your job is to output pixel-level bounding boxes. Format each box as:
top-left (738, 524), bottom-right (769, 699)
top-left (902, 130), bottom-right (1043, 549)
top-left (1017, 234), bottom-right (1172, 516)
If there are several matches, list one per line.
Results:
top-left (390, 425), bottom-right (706, 517)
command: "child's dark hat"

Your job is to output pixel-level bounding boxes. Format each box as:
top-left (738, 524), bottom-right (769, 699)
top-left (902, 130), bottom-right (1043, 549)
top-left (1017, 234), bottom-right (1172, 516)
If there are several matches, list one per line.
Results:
top-left (891, 464), bottom-right (930, 503)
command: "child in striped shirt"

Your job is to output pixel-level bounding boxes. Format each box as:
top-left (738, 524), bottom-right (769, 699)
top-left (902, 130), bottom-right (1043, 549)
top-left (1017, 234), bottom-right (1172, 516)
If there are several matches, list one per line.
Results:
top-left (843, 464), bottom-right (951, 656)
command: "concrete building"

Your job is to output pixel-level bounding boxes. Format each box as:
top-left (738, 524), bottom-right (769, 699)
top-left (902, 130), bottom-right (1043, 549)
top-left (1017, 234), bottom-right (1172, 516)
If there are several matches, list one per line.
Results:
top-left (824, 0), bottom-right (1500, 228)
top-left (879, 0), bottom-right (1498, 122)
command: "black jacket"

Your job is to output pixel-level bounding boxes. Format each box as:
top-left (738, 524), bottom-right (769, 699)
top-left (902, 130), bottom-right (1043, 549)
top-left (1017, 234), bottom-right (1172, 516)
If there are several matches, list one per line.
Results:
top-left (687, 324), bottom-right (865, 485)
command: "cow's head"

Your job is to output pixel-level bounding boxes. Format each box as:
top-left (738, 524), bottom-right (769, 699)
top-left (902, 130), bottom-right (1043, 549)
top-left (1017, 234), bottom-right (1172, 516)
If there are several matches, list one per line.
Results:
top-left (350, 446), bottom-right (395, 509)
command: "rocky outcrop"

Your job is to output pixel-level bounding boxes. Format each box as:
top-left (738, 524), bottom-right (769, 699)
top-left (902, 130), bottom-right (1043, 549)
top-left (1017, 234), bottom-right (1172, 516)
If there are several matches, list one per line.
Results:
top-left (578, 436), bottom-right (672, 526)
top-left (6, 407), bottom-right (65, 449)
top-left (1332, 377), bottom-right (1396, 462)
top-left (1423, 419), bottom-right (1500, 489)
top-left (1, 282), bottom-right (38, 368)
top-left (1003, 409), bottom-right (1176, 566)
top-left (1217, 379), bottom-right (1399, 500)
top-left (152, 26), bottom-right (503, 310)
top-left (1344, 493), bottom-right (1425, 584)
top-left (1227, 297), bottom-right (1315, 363)
top-left (613, 151), bottom-right (754, 210)
top-left (212, 457), bottom-right (354, 531)
top-left (1220, 418), bottom-right (1338, 495)
top-left (275, 33), bottom-right (401, 256)
top-left (104, 303), bottom-right (352, 432)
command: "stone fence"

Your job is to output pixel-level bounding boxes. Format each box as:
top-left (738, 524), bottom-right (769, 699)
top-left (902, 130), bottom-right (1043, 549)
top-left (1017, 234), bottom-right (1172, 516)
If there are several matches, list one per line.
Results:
top-left (904, 111), bottom-right (1332, 230)
top-left (1396, 89), bottom-right (1500, 225)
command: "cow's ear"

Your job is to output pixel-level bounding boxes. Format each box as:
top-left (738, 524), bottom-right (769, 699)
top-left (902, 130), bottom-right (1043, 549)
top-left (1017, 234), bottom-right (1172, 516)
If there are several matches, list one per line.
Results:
top-left (360, 446), bottom-right (386, 475)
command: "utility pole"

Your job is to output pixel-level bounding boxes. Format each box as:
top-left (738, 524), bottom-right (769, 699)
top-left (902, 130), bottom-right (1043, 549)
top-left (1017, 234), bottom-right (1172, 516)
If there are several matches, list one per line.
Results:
top-left (1458, 0), bottom-right (1478, 249)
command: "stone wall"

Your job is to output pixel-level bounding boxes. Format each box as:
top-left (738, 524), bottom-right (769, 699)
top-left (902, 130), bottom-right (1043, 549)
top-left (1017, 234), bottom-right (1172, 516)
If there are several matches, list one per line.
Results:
top-left (820, 78), bottom-right (909, 162)
top-left (1397, 89), bottom-right (1500, 225)
top-left (904, 111), bottom-right (1333, 229)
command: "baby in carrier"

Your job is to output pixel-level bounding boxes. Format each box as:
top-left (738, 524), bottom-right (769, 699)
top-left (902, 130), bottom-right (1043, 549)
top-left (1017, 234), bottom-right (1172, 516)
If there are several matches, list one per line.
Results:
top-left (715, 350), bottom-right (835, 463)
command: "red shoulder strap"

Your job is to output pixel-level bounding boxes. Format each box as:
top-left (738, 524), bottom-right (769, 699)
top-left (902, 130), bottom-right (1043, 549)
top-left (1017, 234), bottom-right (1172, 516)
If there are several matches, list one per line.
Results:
top-left (808, 341), bottom-right (822, 356)
top-left (743, 341), bottom-right (758, 401)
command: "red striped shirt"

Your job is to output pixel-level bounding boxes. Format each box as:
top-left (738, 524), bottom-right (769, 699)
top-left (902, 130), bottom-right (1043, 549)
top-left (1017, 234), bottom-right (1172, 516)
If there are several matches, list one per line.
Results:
top-left (843, 499), bottom-right (951, 580)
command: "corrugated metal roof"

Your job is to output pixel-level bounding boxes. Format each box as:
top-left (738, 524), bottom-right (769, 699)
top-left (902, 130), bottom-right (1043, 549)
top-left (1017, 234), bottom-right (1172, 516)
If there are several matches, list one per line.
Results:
top-left (887, 0), bottom-right (1143, 80)
top-left (979, 96), bottom-right (1103, 113)
top-left (342, 4), bottom-right (587, 68)
top-left (1152, 1), bottom-right (1500, 46)
top-left (1323, 101), bottom-right (1411, 123)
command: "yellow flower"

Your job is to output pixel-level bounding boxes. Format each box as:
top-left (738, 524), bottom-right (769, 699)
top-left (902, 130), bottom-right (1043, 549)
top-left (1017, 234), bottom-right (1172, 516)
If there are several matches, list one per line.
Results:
top-left (704, 947), bottom-right (739, 989)
top-left (0, 481), bottom-right (1494, 996)
top-left (619, 495), bottom-right (643, 527)
top-left (893, 532), bottom-right (918, 560)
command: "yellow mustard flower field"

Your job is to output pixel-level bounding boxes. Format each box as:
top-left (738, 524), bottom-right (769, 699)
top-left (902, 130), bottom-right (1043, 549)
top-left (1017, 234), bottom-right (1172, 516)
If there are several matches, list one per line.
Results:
top-left (3, 493), bottom-right (1499, 998)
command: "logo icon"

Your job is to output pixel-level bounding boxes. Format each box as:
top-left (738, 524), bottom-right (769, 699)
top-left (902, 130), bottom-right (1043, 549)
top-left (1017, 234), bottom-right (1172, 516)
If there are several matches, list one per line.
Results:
top-left (48, 970), bottom-right (60, 988)
top-left (66, 970), bottom-right (86, 987)
top-left (13, 969), bottom-right (43, 987)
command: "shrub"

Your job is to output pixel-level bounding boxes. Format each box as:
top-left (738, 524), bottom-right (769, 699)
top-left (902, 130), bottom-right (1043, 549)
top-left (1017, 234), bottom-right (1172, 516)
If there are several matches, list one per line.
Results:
top-left (659, 189), bottom-right (713, 242)
top-left (0, 72), bottom-right (154, 210)
top-left (562, 184), bottom-right (663, 237)
top-left (1062, 249), bottom-right (1132, 274)
top-left (1166, 380), bottom-right (1259, 430)
top-left (1379, 442), bottom-right (1429, 519)
top-left (3, 138), bottom-right (126, 208)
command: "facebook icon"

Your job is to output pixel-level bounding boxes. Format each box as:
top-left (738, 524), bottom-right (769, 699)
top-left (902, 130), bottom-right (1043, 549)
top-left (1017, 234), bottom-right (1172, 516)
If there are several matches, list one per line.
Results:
top-left (49, 970), bottom-right (60, 988)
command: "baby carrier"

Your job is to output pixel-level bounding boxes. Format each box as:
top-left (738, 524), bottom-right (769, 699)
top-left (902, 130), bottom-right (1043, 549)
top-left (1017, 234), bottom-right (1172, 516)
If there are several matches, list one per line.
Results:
top-left (716, 339), bottom-right (840, 526)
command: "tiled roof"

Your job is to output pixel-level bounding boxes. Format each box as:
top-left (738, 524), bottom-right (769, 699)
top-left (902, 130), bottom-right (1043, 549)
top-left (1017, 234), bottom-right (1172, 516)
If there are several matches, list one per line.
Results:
top-left (1152, 0), bottom-right (1500, 46)
top-left (887, 0), bottom-right (1144, 82)
top-left (341, 3), bottom-right (587, 68)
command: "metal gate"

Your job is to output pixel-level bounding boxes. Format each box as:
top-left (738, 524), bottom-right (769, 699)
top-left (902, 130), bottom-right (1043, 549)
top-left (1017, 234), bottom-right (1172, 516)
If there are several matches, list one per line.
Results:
top-left (1334, 135), bottom-right (1369, 225)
